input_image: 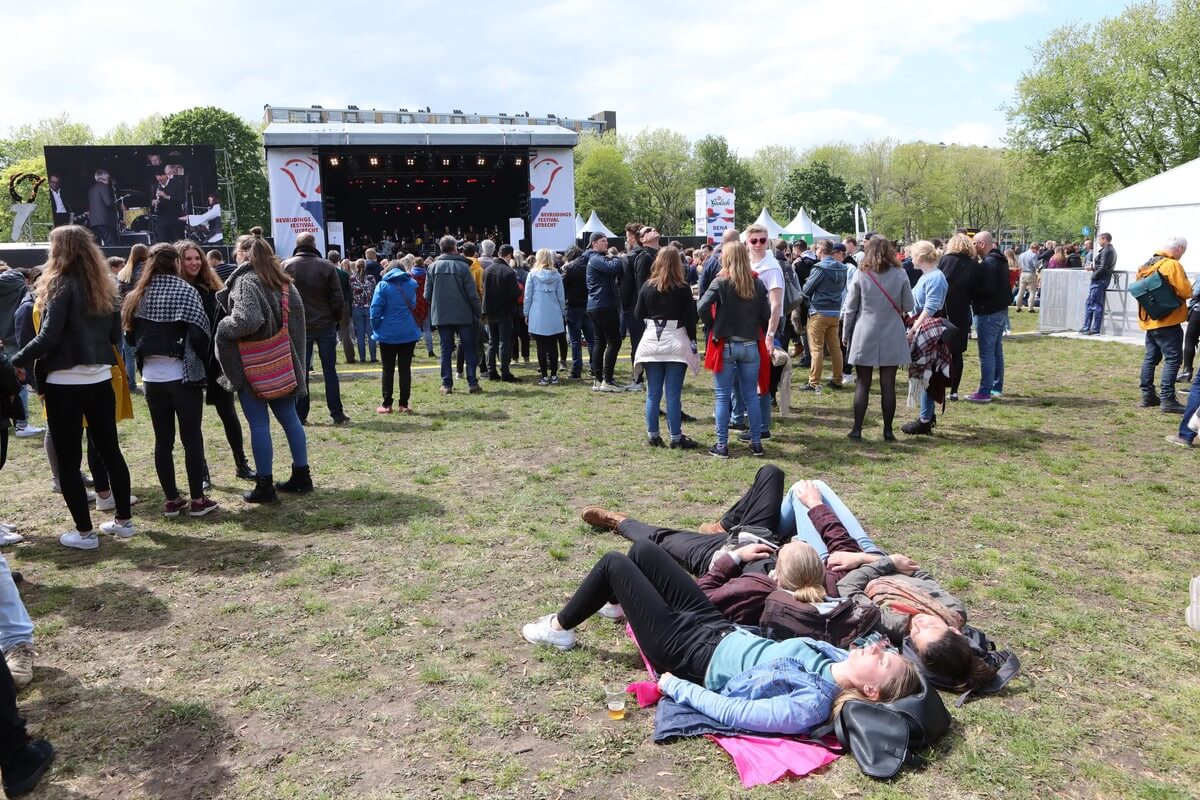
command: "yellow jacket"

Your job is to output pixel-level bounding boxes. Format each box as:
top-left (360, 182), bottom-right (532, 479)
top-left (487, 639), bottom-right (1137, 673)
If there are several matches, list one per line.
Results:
top-left (468, 258), bottom-right (485, 300)
top-left (1136, 252), bottom-right (1191, 330)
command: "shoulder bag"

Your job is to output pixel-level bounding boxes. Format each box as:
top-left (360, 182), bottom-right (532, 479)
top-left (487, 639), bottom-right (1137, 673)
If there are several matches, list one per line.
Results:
top-left (863, 268), bottom-right (913, 328)
top-left (238, 289), bottom-right (298, 400)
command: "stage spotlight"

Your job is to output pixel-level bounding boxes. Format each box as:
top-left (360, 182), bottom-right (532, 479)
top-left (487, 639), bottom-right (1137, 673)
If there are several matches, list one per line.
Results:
top-left (328, 156), bottom-right (340, 166)
top-left (476, 154), bottom-right (487, 166)
top-left (368, 156), bottom-right (380, 166)
top-left (441, 157), bottom-right (451, 167)
top-left (405, 156), bottom-right (416, 167)
top-left (513, 156), bottom-right (524, 166)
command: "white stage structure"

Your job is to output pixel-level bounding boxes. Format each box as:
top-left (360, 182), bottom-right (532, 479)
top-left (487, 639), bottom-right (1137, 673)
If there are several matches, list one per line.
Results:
top-left (580, 209), bottom-right (615, 238)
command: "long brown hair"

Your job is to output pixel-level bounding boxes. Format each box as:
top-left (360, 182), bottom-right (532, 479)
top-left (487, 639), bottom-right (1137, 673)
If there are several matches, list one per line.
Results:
top-left (38, 225), bottom-right (118, 315)
top-left (244, 237), bottom-right (291, 292)
top-left (648, 246), bottom-right (685, 293)
top-left (117, 242), bottom-right (149, 283)
top-left (176, 241), bottom-right (223, 292)
top-left (860, 236), bottom-right (898, 273)
top-left (121, 244), bottom-right (180, 330)
top-left (719, 242), bottom-right (755, 300)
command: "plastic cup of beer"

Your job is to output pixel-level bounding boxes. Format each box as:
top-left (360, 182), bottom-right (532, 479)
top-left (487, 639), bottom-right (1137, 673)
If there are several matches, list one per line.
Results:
top-left (604, 684), bottom-right (626, 720)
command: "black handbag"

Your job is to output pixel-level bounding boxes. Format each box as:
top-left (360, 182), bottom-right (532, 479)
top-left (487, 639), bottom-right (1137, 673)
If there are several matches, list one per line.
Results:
top-left (830, 673), bottom-right (952, 779)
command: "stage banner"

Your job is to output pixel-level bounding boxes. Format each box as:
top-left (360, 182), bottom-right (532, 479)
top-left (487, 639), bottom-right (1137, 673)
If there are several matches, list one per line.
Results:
top-left (327, 221), bottom-right (344, 249)
top-left (696, 187), bottom-right (735, 245)
top-left (267, 148), bottom-right (325, 257)
top-left (508, 217), bottom-right (524, 248)
top-left (528, 148), bottom-right (574, 251)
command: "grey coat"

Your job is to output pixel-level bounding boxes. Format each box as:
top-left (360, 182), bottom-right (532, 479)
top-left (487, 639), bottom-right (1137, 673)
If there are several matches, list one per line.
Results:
top-left (836, 556), bottom-right (968, 646)
top-left (843, 265), bottom-right (914, 367)
top-left (214, 264), bottom-right (307, 396)
top-left (423, 253), bottom-right (481, 327)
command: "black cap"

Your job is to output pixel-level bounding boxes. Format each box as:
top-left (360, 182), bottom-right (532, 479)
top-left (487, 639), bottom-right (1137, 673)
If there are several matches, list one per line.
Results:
top-left (589, 232), bottom-right (607, 244)
top-left (832, 242), bottom-right (847, 253)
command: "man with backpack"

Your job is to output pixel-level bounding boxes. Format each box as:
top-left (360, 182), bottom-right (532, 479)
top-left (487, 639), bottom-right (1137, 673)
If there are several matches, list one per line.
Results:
top-left (1133, 236), bottom-right (1190, 413)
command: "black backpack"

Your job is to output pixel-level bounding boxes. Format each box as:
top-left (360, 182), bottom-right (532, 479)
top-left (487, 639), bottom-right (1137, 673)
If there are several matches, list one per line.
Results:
top-left (0, 353), bottom-right (21, 471)
top-left (759, 591), bottom-right (881, 648)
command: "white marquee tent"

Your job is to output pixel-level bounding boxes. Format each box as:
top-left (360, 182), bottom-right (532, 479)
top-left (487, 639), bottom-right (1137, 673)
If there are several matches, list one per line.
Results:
top-left (741, 207), bottom-right (784, 239)
top-left (781, 208), bottom-right (837, 242)
top-left (1096, 157), bottom-right (1200, 272)
top-left (574, 213), bottom-right (586, 238)
top-left (581, 210), bottom-right (616, 238)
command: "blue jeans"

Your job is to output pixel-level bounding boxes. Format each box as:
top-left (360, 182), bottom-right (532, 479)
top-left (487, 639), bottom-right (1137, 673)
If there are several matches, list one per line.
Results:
top-left (237, 389), bottom-right (308, 477)
top-left (0, 554), bottom-right (32, 652)
top-left (644, 361), bottom-right (687, 439)
top-left (1179, 371), bottom-right (1200, 442)
top-left (438, 324), bottom-right (478, 388)
top-left (296, 326), bottom-right (345, 422)
top-left (778, 481), bottom-right (884, 561)
top-left (566, 307), bottom-right (594, 375)
top-left (1141, 324), bottom-right (1183, 400)
top-left (421, 314), bottom-right (434, 355)
top-left (919, 389), bottom-right (935, 422)
top-left (1082, 279), bottom-right (1109, 333)
top-left (352, 307), bottom-right (376, 362)
top-left (714, 341), bottom-right (762, 447)
top-left (973, 310), bottom-right (1006, 394)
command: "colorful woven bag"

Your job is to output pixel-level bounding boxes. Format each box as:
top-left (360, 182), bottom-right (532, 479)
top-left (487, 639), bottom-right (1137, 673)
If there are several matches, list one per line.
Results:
top-left (238, 289), bottom-right (298, 400)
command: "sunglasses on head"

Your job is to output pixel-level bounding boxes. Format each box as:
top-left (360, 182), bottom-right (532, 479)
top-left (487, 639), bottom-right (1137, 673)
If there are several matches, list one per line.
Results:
top-left (748, 237), bottom-right (767, 244)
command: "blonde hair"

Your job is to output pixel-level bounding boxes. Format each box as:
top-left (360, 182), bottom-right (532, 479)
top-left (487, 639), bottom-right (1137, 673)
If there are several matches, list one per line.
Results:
top-left (743, 223), bottom-right (769, 239)
top-left (39, 225), bottom-right (119, 316)
top-left (353, 258), bottom-right (367, 278)
top-left (910, 240), bottom-right (938, 266)
top-left (719, 242), bottom-right (756, 300)
top-left (117, 242), bottom-right (150, 283)
top-left (531, 248), bottom-right (555, 273)
top-left (774, 542), bottom-right (826, 603)
top-left (945, 233), bottom-right (975, 258)
top-left (831, 656), bottom-right (921, 719)
top-left (400, 254), bottom-right (417, 270)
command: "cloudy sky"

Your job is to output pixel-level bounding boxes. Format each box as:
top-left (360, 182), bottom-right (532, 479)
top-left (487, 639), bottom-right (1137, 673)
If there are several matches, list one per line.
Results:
top-left (7, 0), bottom-right (1129, 153)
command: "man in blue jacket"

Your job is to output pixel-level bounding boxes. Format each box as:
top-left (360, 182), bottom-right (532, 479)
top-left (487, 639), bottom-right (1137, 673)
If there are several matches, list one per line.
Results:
top-left (585, 233), bottom-right (625, 391)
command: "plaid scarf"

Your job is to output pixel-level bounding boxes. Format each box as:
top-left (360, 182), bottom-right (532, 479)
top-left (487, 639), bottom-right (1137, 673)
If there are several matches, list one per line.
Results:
top-left (865, 576), bottom-right (966, 629)
top-left (906, 316), bottom-right (951, 411)
top-left (134, 274), bottom-right (210, 385)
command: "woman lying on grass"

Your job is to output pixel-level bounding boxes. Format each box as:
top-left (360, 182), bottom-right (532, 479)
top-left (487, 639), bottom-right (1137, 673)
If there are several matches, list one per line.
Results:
top-left (521, 539), bottom-right (921, 735)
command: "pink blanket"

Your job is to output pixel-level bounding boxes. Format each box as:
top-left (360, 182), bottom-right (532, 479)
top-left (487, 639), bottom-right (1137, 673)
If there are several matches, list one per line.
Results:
top-left (624, 624), bottom-right (841, 787)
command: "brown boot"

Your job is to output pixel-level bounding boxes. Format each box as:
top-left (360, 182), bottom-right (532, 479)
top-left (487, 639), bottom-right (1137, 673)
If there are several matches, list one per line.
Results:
top-left (581, 506), bottom-right (628, 531)
top-left (698, 520), bottom-right (726, 534)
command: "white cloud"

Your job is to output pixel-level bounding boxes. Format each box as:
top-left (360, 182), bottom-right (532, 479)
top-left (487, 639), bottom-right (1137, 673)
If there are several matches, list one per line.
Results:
top-left (935, 121), bottom-right (1006, 147)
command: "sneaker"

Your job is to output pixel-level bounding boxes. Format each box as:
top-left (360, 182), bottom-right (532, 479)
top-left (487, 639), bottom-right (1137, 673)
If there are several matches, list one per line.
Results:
top-left (0, 522), bottom-right (16, 533)
top-left (799, 384), bottom-right (821, 394)
top-left (440, 386), bottom-right (453, 395)
top-left (841, 374), bottom-right (856, 386)
top-left (708, 444), bottom-right (729, 459)
top-left (749, 443), bottom-right (765, 457)
top-left (1, 738), bottom-right (55, 798)
top-left (5, 642), bottom-right (34, 688)
top-left (680, 411), bottom-right (697, 423)
top-left (825, 380), bottom-right (843, 390)
top-left (1178, 371), bottom-right (1194, 384)
top-left (598, 603), bottom-right (625, 621)
top-left (670, 435), bottom-right (700, 450)
top-left (189, 497), bottom-right (220, 517)
top-left (965, 392), bottom-right (992, 403)
top-left (163, 497), bottom-right (188, 517)
top-left (1165, 433), bottom-right (1194, 448)
top-left (100, 519), bottom-right (135, 539)
top-left (580, 506), bottom-right (628, 531)
top-left (550, 375), bottom-right (559, 385)
top-left (990, 390), bottom-right (1003, 398)
top-left (377, 405), bottom-right (393, 414)
top-left (521, 614), bottom-right (576, 650)
top-left (332, 415), bottom-right (352, 425)
top-left (95, 492), bottom-right (137, 512)
top-left (59, 531), bottom-right (98, 550)
top-left (647, 435), bottom-right (665, 447)
top-left (1138, 396), bottom-right (1160, 408)
top-left (1187, 576), bottom-right (1200, 632)
top-left (13, 423), bottom-right (42, 439)
top-left (625, 382), bottom-right (645, 392)
top-left (0, 530), bottom-right (24, 547)
top-left (737, 430), bottom-right (771, 442)
top-left (949, 392), bottom-right (959, 401)
top-left (598, 382), bottom-right (624, 393)
top-left (53, 484), bottom-right (97, 502)
top-left (468, 384), bottom-right (483, 394)
top-left (537, 376), bottom-right (550, 386)
top-left (591, 380), bottom-right (602, 391)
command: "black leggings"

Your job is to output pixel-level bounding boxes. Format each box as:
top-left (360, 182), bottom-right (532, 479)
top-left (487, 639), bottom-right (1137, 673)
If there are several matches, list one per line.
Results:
top-left (588, 307), bottom-right (621, 383)
top-left (208, 384), bottom-right (247, 465)
top-left (1183, 306), bottom-right (1200, 375)
top-left (43, 381), bottom-right (131, 530)
top-left (851, 365), bottom-right (898, 435)
top-left (145, 380), bottom-right (207, 501)
top-left (380, 341), bottom-right (416, 407)
top-left (533, 334), bottom-right (559, 377)
top-left (511, 316), bottom-right (530, 362)
top-left (558, 540), bottom-right (733, 684)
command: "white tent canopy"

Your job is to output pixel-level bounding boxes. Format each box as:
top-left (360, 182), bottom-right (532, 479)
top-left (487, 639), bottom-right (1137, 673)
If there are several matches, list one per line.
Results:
top-left (781, 207), bottom-right (837, 241)
top-left (741, 207), bottom-right (784, 239)
top-left (1096, 157), bottom-right (1200, 272)
top-left (574, 213), bottom-right (586, 238)
top-left (581, 210), bottom-right (616, 238)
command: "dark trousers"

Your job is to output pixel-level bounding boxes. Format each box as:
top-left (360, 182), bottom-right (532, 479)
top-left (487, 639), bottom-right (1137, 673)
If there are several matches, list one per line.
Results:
top-left (557, 331), bottom-right (568, 363)
top-left (298, 326), bottom-right (345, 422)
top-left (588, 307), bottom-right (621, 384)
top-left (1141, 324), bottom-right (1183, 401)
top-left (457, 320), bottom-right (486, 374)
top-left (380, 341), bottom-right (415, 407)
top-left (1081, 279), bottom-right (1109, 333)
top-left (438, 324), bottom-right (478, 388)
top-left (144, 380), bottom-right (207, 501)
top-left (487, 315), bottom-right (514, 374)
top-left (511, 315), bottom-right (530, 361)
top-left (557, 540), bottom-right (732, 684)
top-left (566, 307), bottom-right (594, 375)
top-left (43, 381), bottom-right (132, 530)
top-left (208, 384), bottom-right (247, 465)
top-left (90, 225), bottom-right (117, 247)
top-left (626, 310), bottom-right (645, 381)
top-left (533, 334), bottom-right (559, 377)
top-left (1183, 306), bottom-right (1200, 375)
top-left (0, 655), bottom-right (26, 758)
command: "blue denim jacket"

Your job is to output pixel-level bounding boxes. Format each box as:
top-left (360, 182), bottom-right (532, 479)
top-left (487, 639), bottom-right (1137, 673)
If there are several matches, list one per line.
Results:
top-left (801, 258), bottom-right (848, 317)
top-left (660, 640), bottom-right (847, 735)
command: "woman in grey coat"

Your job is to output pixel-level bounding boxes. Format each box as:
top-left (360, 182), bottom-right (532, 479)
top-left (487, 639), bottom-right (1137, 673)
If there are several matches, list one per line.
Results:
top-left (842, 237), bottom-right (914, 442)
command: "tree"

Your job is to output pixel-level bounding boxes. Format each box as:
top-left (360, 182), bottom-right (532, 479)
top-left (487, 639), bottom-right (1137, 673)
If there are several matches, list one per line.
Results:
top-left (748, 145), bottom-right (799, 218)
top-left (626, 128), bottom-right (694, 235)
top-left (99, 114), bottom-right (164, 146)
top-left (693, 135), bottom-right (762, 228)
top-left (778, 161), bottom-right (866, 236)
top-left (574, 135), bottom-right (635, 232)
top-left (0, 114), bottom-right (94, 170)
top-left (158, 106), bottom-right (268, 231)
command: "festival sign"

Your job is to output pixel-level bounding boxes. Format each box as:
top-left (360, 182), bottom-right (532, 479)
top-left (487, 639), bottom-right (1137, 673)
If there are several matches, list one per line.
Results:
top-left (695, 187), bottom-right (736, 244)
top-left (528, 148), bottom-right (575, 251)
top-left (267, 148), bottom-right (326, 257)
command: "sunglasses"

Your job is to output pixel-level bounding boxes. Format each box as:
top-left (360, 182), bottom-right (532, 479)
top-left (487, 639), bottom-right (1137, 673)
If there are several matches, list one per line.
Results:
top-left (747, 237), bottom-right (767, 245)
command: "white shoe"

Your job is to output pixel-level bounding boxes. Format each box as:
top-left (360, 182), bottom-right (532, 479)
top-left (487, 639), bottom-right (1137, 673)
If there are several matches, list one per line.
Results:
top-left (0, 530), bottom-right (23, 546)
top-left (625, 382), bottom-right (644, 392)
top-left (1188, 576), bottom-right (1200, 632)
top-left (521, 614), bottom-right (576, 650)
top-left (598, 382), bottom-right (624, 393)
top-left (13, 424), bottom-right (42, 438)
top-left (60, 531), bottom-right (99, 550)
top-left (0, 522), bottom-right (16, 533)
top-left (841, 374), bottom-right (856, 386)
top-left (598, 602), bottom-right (624, 621)
top-left (95, 493), bottom-right (138, 512)
top-left (591, 380), bottom-right (602, 391)
top-left (99, 519), bottom-right (135, 539)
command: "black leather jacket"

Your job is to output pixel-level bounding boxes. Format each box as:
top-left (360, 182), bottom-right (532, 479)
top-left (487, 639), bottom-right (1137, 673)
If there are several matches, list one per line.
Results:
top-left (13, 276), bottom-right (120, 381)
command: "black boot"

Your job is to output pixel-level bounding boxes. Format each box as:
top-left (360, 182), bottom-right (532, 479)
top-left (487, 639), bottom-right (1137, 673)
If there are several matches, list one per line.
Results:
top-left (1, 738), bottom-right (55, 798)
top-left (235, 457), bottom-right (256, 481)
top-left (901, 416), bottom-right (935, 435)
top-left (243, 475), bottom-right (278, 504)
top-left (276, 465), bottom-right (313, 494)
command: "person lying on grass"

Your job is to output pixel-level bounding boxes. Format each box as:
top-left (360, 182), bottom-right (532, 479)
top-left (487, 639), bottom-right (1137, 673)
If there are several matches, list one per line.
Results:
top-left (581, 466), bottom-right (998, 694)
top-left (521, 539), bottom-right (920, 735)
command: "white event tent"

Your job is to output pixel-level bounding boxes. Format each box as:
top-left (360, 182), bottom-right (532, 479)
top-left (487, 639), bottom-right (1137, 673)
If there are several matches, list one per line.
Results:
top-left (741, 207), bottom-right (784, 240)
top-left (1095, 157), bottom-right (1200, 272)
top-left (581, 210), bottom-right (616, 238)
top-left (781, 208), bottom-right (837, 242)
top-left (574, 213), bottom-right (586, 239)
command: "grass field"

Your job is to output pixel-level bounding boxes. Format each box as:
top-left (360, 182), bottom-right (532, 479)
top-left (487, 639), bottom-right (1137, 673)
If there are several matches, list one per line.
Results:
top-left (1, 311), bottom-right (1198, 800)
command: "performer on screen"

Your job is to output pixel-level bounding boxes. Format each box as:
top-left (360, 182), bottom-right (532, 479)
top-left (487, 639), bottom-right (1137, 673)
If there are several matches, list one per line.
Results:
top-left (87, 170), bottom-right (119, 246)
top-left (151, 165), bottom-right (185, 243)
top-left (48, 175), bottom-right (72, 227)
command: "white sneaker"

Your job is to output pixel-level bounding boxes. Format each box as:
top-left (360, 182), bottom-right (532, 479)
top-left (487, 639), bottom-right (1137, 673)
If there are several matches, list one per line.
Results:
top-left (521, 614), bottom-right (576, 650)
top-left (99, 519), bottom-right (135, 539)
top-left (0, 530), bottom-right (23, 546)
top-left (591, 380), bottom-right (602, 391)
top-left (60, 531), bottom-right (99, 550)
top-left (1188, 576), bottom-right (1200, 632)
top-left (0, 522), bottom-right (16, 533)
top-left (598, 382), bottom-right (624, 393)
top-left (598, 602), bottom-right (625, 621)
top-left (13, 423), bottom-right (42, 438)
top-left (841, 374), bottom-right (856, 386)
top-left (625, 382), bottom-right (645, 392)
top-left (95, 493), bottom-right (138, 512)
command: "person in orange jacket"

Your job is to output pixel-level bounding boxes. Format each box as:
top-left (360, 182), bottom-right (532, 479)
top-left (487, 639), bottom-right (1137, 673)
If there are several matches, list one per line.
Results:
top-left (1135, 236), bottom-right (1190, 412)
